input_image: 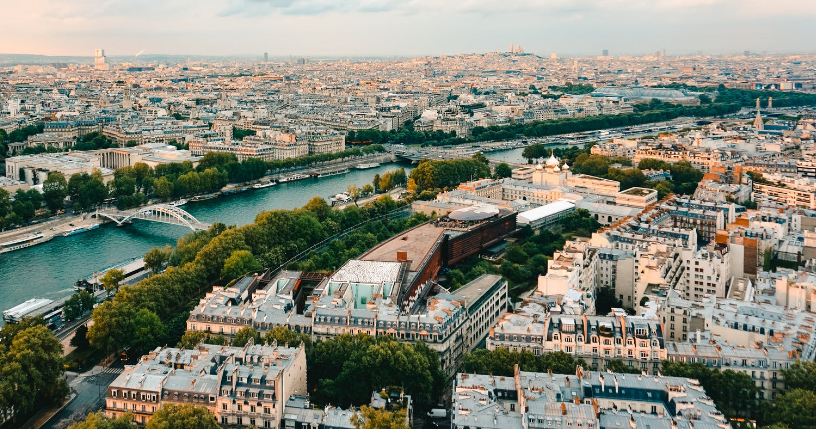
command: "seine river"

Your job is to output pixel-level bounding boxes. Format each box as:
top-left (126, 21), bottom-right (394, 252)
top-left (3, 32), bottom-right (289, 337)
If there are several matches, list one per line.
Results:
top-left (0, 163), bottom-right (419, 315)
top-left (0, 147), bottom-right (542, 315)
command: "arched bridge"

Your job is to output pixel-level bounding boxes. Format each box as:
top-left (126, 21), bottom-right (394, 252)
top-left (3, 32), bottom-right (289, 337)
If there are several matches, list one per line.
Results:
top-left (97, 205), bottom-right (211, 231)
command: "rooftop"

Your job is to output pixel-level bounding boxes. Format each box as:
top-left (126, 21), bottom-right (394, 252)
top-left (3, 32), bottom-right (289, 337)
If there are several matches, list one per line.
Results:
top-left (360, 223), bottom-right (446, 271)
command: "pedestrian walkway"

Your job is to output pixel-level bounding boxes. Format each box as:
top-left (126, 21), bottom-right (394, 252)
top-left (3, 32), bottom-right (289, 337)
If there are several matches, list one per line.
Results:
top-left (101, 366), bottom-right (123, 375)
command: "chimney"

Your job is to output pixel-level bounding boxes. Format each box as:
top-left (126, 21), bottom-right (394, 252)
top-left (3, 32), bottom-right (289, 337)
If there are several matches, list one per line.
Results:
top-left (613, 376), bottom-right (619, 393)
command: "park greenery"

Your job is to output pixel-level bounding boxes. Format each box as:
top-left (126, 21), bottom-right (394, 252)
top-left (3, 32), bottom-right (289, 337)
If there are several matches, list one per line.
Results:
top-left (548, 82), bottom-right (595, 95)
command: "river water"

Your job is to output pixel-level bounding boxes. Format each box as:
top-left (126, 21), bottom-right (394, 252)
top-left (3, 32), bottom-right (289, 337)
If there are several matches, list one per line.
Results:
top-left (0, 163), bottom-right (415, 314)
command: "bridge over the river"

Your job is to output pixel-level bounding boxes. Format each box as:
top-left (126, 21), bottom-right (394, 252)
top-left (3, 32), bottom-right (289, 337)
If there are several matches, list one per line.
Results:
top-left (96, 205), bottom-right (211, 231)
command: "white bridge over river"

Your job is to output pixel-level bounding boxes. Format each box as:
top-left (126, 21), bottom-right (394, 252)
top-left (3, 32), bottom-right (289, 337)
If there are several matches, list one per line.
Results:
top-left (97, 205), bottom-right (211, 231)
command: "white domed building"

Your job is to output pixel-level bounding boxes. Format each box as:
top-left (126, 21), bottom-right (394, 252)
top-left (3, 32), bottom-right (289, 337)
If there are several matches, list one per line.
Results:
top-left (532, 151), bottom-right (572, 187)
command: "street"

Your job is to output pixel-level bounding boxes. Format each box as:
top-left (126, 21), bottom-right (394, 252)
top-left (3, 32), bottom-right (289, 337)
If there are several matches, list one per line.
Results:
top-left (42, 365), bottom-right (124, 429)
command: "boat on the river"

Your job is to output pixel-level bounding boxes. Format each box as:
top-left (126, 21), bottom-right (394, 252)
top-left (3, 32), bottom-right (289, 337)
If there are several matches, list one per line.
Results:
top-left (278, 173), bottom-right (311, 183)
top-left (168, 199), bottom-right (188, 207)
top-left (190, 193), bottom-right (219, 202)
top-left (355, 163), bottom-right (381, 170)
top-left (319, 168), bottom-right (349, 178)
top-left (253, 181), bottom-right (277, 189)
top-left (0, 232), bottom-right (54, 254)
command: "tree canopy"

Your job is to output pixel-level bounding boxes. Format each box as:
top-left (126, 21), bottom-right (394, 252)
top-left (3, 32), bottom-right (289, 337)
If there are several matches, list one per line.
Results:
top-left (145, 404), bottom-right (220, 429)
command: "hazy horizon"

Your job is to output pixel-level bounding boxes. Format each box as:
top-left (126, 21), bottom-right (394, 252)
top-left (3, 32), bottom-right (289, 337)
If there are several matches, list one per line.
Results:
top-left (2, 0), bottom-right (815, 58)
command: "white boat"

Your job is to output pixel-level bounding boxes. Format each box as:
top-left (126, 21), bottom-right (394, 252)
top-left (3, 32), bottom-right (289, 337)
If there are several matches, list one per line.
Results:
top-left (168, 199), bottom-right (188, 207)
top-left (278, 173), bottom-right (311, 183)
top-left (0, 232), bottom-right (54, 254)
top-left (253, 182), bottom-right (276, 189)
top-left (319, 168), bottom-right (349, 178)
top-left (355, 163), bottom-right (381, 170)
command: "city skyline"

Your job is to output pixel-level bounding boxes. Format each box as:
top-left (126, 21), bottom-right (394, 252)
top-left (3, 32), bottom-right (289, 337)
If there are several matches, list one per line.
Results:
top-left (2, 0), bottom-right (815, 57)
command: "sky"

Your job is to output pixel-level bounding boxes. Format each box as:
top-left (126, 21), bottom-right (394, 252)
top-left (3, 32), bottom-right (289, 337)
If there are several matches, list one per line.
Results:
top-left (2, 0), bottom-right (815, 57)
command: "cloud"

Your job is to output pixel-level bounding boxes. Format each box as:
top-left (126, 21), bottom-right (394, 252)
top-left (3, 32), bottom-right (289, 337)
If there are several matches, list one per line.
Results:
top-left (218, 0), bottom-right (404, 16)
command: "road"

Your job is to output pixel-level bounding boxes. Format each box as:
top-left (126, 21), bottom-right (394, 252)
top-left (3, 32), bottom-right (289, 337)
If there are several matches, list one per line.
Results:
top-left (42, 365), bottom-right (124, 429)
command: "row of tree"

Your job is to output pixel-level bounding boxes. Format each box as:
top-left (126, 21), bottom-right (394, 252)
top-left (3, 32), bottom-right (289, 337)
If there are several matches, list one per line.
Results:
top-left (372, 167), bottom-right (408, 193)
top-left (408, 157), bottom-right (492, 195)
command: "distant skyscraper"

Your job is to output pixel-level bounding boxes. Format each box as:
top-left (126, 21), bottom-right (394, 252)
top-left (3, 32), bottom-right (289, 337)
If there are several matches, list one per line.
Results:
top-left (94, 48), bottom-right (109, 71)
top-left (744, 50), bottom-right (751, 56)
top-left (602, 49), bottom-right (609, 56)
top-left (264, 52), bottom-right (268, 62)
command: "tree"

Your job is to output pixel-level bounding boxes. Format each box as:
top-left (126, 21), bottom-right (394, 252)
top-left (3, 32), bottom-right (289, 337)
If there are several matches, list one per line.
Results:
top-left (63, 293), bottom-right (84, 320)
top-left (70, 325), bottom-right (91, 350)
top-left (101, 269), bottom-right (125, 295)
top-left (144, 245), bottom-right (171, 275)
top-left (347, 184), bottom-right (362, 206)
top-left (179, 331), bottom-right (208, 349)
top-left (372, 173), bottom-right (381, 192)
top-left (781, 360), bottom-right (816, 392)
top-left (762, 389), bottom-right (816, 428)
top-left (145, 404), bottom-right (219, 429)
top-left (595, 286), bottom-right (621, 315)
top-left (153, 176), bottom-right (174, 200)
top-left (351, 406), bottom-right (409, 429)
top-left (264, 326), bottom-right (311, 349)
top-left (653, 181), bottom-right (674, 199)
top-left (66, 411), bottom-right (137, 429)
top-left (43, 172), bottom-right (68, 212)
top-left (472, 151), bottom-right (489, 166)
top-left (303, 196), bottom-right (331, 220)
top-left (231, 327), bottom-right (260, 347)
top-left (0, 188), bottom-right (12, 219)
top-left (221, 249), bottom-right (262, 281)
top-left (130, 309), bottom-right (167, 356)
top-left (0, 325), bottom-right (68, 418)
top-left (605, 359), bottom-right (641, 374)
top-left (494, 162), bottom-right (512, 179)
top-left (763, 248), bottom-right (774, 272)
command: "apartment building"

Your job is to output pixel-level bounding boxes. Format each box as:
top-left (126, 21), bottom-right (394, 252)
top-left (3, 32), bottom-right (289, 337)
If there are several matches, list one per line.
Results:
top-left (452, 367), bottom-right (730, 429)
top-left (188, 261), bottom-right (508, 377)
top-left (487, 312), bottom-right (667, 374)
top-left (752, 175), bottom-right (816, 209)
top-left (105, 342), bottom-right (307, 427)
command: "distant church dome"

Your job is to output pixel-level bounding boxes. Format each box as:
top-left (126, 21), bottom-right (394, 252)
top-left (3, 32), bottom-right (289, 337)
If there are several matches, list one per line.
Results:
top-left (545, 153), bottom-right (559, 167)
top-left (562, 162), bottom-right (570, 170)
top-left (535, 163), bottom-right (544, 170)
top-left (553, 165), bottom-right (560, 172)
